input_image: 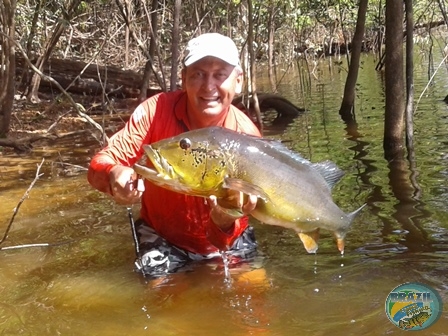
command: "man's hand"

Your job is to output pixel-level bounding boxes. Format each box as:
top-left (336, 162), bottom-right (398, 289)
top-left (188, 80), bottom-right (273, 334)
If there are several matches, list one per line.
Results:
top-left (208, 190), bottom-right (257, 232)
top-left (109, 165), bottom-right (145, 205)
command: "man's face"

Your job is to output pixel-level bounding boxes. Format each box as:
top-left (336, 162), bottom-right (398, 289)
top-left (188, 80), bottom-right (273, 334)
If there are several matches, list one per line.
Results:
top-left (182, 56), bottom-right (242, 121)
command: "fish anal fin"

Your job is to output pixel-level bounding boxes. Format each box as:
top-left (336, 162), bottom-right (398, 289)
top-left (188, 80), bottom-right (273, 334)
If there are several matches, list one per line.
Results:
top-left (223, 178), bottom-right (271, 203)
top-left (298, 229), bottom-right (320, 254)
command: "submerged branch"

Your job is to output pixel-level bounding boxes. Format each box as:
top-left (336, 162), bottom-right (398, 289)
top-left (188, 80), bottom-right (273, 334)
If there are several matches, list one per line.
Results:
top-left (0, 158), bottom-right (45, 245)
top-left (415, 53), bottom-right (448, 112)
top-left (0, 240), bottom-right (75, 251)
top-left (0, 159), bottom-right (76, 252)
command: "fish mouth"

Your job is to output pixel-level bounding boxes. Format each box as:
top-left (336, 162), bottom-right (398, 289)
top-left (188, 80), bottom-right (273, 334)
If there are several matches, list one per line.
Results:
top-left (143, 145), bottom-right (176, 179)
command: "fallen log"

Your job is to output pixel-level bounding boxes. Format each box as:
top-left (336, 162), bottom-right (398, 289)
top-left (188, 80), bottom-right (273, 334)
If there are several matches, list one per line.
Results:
top-left (16, 55), bottom-right (161, 98)
top-left (232, 93), bottom-right (305, 118)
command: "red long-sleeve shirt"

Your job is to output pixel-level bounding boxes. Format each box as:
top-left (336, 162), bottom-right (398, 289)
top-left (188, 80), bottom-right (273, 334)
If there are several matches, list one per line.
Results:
top-left (88, 90), bottom-right (261, 254)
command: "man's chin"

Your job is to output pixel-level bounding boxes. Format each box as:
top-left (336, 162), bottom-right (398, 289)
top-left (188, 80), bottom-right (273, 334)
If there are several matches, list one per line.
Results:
top-left (201, 105), bottom-right (224, 115)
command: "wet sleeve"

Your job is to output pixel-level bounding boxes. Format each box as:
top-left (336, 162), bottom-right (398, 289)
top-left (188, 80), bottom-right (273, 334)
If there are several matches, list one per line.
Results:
top-left (87, 99), bottom-right (155, 195)
top-left (206, 216), bottom-right (249, 251)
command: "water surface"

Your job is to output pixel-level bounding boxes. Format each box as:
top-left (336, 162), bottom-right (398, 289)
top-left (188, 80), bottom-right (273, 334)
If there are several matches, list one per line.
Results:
top-left (1, 51), bottom-right (448, 335)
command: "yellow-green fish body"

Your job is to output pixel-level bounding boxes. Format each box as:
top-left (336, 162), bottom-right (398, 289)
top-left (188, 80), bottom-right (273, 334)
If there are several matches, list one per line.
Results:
top-left (134, 127), bottom-right (365, 253)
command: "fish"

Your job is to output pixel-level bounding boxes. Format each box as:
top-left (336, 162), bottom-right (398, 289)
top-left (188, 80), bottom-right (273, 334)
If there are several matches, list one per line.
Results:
top-left (398, 311), bottom-right (431, 329)
top-left (134, 126), bottom-right (365, 254)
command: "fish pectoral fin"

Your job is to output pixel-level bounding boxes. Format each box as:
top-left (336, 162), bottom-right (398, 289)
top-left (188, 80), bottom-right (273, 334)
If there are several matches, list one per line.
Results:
top-left (223, 178), bottom-right (271, 203)
top-left (298, 229), bottom-right (320, 254)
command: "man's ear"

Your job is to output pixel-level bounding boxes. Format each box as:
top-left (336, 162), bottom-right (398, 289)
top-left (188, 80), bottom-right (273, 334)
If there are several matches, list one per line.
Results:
top-left (235, 73), bottom-right (243, 94)
top-left (181, 68), bottom-right (186, 90)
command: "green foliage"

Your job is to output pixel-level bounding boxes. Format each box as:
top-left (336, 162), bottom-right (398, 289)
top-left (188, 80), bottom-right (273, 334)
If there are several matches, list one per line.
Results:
top-left (10, 0), bottom-right (448, 73)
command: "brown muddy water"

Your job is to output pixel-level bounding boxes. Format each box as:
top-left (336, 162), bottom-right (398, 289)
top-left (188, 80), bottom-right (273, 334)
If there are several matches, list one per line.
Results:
top-left (1, 52), bottom-right (448, 335)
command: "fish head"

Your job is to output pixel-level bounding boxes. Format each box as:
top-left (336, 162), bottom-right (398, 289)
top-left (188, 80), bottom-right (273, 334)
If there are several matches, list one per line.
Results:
top-left (143, 133), bottom-right (229, 193)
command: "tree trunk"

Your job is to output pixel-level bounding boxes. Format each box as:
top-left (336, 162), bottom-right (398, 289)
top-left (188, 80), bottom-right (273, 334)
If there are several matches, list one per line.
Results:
top-left (116, 0), bottom-right (165, 92)
top-left (436, 0), bottom-right (448, 25)
top-left (267, 3), bottom-right (277, 93)
top-left (18, 0), bottom-right (42, 91)
top-left (0, 0), bottom-right (16, 137)
top-left (138, 0), bottom-right (160, 102)
top-left (339, 0), bottom-right (368, 129)
top-left (27, 21), bottom-right (65, 103)
top-left (384, 0), bottom-right (405, 159)
top-left (26, 0), bottom-right (83, 103)
top-left (405, 0), bottom-right (414, 151)
top-left (246, 0), bottom-right (262, 131)
top-left (170, 0), bottom-right (182, 91)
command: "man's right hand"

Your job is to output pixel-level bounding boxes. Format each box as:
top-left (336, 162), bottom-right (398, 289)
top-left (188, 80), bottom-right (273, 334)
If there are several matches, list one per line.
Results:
top-left (109, 165), bottom-right (145, 205)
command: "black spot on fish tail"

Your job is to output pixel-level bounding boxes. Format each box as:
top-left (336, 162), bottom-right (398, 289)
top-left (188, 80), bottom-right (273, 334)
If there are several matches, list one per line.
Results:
top-left (311, 160), bottom-right (345, 189)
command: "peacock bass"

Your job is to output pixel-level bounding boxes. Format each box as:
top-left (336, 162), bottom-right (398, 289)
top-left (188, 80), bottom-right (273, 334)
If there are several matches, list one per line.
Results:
top-left (134, 126), bottom-right (365, 254)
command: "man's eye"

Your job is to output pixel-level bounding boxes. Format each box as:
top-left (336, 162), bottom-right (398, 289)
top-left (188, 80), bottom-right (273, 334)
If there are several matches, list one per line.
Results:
top-left (179, 138), bottom-right (191, 150)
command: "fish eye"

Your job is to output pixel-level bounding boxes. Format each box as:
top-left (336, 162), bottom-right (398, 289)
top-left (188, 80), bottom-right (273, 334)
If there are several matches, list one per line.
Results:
top-left (179, 138), bottom-right (191, 150)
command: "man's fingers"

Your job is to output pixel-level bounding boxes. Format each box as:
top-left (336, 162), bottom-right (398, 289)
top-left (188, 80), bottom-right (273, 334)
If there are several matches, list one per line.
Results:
top-left (242, 194), bottom-right (257, 214)
top-left (136, 178), bottom-right (145, 192)
top-left (207, 195), bottom-right (218, 208)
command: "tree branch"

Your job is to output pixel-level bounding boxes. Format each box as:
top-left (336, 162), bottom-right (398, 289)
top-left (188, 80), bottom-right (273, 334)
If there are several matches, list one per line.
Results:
top-left (0, 31), bottom-right (109, 145)
top-left (0, 158), bottom-right (44, 245)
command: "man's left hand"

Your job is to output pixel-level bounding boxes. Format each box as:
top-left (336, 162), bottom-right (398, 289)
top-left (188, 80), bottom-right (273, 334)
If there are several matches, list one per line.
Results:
top-left (208, 190), bottom-right (257, 232)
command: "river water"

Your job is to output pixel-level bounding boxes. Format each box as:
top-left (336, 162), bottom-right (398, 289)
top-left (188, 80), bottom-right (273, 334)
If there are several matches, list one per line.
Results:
top-left (1, 51), bottom-right (448, 335)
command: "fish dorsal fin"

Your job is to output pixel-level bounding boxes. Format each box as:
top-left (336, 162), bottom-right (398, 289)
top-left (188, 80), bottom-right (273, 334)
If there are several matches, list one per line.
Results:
top-left (262, 139), bottom-right (313, 164)
top-left (262, 139), bottom-right (344, 189)
top-left (311, 161), bottom-right (345, 189)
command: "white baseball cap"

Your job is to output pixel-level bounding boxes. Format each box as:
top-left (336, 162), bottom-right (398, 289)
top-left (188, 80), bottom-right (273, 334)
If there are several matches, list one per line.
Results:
top-left (183, 33), bottom-right (241, 67)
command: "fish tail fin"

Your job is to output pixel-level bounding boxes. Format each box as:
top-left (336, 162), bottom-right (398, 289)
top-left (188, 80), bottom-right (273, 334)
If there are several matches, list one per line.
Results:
top-left (347, 203), bottom-right (367, 223)
top-left (334, 203), bottom-right (367, 254)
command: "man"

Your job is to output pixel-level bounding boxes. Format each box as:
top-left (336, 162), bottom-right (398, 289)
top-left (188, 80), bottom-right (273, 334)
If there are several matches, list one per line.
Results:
top-left (88, 33), bottom-right (261, 277)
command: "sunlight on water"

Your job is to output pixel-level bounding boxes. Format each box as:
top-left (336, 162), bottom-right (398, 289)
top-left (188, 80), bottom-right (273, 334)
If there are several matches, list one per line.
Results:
top-left (1, 50), bottom-right (448, 335)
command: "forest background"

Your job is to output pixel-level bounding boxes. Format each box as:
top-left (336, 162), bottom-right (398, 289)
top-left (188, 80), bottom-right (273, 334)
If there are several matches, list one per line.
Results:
top-left (0, 0), bottom-right (447, 159)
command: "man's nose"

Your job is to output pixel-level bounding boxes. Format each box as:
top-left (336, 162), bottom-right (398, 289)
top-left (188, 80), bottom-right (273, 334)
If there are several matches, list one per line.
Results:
top-left (202, 74), bottom-right (215, 91)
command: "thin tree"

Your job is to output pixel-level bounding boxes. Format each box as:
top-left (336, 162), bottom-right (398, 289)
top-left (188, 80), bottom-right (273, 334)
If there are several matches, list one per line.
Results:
top-left (267, 1), bottom-right (277, 93)
top-left (26, 0), bottom-right (83, 103)
top-left (404, 0), bottom-right (414, 152)
top-left (246, 0), bottom-right (262, 131)
top-left (339, 0), bottom-right (368, 132)
top-left (384, 0), bottom-right (405, 159)
top-left (170, 0), bottom-right (182, 91)
top-left (138, 0), bottom-right (160, 101)
top-left (115, 0), bottom-right (166, 91)
top-left (0, 0), bottom-right (16, 137)
top-left (18, 0), bottom-right (43, 91)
